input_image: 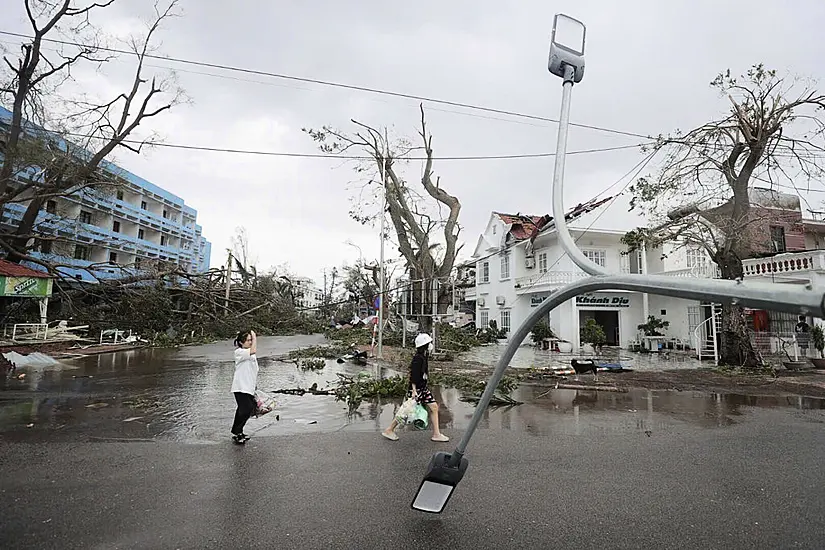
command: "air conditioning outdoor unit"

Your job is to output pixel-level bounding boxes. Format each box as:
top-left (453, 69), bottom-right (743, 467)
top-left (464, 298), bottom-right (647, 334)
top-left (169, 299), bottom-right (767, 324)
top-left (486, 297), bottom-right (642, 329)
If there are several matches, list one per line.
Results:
top-left (478, 297), bottom-right (485, 307)
top-left (496, 295), bottom-right (506, 306)
top-left (525, 256), bottom-right (536, 269)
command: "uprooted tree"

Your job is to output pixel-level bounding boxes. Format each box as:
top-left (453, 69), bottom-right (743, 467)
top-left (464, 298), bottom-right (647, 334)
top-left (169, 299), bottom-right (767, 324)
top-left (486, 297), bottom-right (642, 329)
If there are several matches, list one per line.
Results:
top-left (623, 64), bottom-right (825, 367)
top-left (303, 105), bottom-right (462, 332)
top-left (0, 0), bottom-right (184, 270)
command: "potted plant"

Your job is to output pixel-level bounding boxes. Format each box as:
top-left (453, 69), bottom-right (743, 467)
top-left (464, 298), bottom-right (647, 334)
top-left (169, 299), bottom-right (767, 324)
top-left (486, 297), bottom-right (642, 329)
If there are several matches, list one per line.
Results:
top-left (580, 318), bottom-right (606, 355)
top-left (531, 320), bottom-right (556, 349)
top-left (810, 325), bottom-right (825, 369)
top-left (637, 315), bottom-right (670, 351)
top-left (488, 320), bottom-right (507, 343)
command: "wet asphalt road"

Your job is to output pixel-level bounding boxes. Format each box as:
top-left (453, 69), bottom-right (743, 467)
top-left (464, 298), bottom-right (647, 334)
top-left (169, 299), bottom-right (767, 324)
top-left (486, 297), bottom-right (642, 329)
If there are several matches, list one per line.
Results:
top-left (1, 336), bottom-right (825, 548)
top-left (2, 409), bottom-right (825, 549)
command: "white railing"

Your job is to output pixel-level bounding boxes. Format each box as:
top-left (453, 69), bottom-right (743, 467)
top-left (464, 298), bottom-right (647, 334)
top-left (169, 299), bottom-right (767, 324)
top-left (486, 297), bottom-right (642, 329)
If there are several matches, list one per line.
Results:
top-left (750, 332), bottom-right (811, 359)
top-left (514, 271), bottom-right (589, 291)
top-left (693, 310), bottom-right (720, 363)
top-left (742, 250), bottom-right (825, 278)
top-left (8, 323), bottom-right (49, 341)
top-left (660, 263), bottom-right (721, 279)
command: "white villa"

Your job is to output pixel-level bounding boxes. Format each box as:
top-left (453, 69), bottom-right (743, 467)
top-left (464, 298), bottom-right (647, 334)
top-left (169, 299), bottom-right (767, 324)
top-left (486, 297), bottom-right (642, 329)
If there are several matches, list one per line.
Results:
top-left (466, 190), bottom-right (825, 358)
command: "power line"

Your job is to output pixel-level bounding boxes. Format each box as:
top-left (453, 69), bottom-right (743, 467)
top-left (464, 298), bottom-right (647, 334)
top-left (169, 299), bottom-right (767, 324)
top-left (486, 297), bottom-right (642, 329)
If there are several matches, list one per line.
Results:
top-left (54, 130), bottom-right (648, 160)
top-left (0, 29), bottom-right (651, 140)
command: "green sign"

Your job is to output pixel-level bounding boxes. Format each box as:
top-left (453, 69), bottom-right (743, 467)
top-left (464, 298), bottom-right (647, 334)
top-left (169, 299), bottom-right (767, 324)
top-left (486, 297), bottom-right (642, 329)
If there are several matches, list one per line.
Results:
top-left (0, 276), bottom-right (53, 297)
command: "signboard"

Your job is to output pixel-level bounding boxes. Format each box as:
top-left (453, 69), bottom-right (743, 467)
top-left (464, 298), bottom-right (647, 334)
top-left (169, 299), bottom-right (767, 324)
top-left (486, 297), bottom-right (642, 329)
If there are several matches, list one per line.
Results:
top-left (530, 295), bottom-right (549, 308)
top-left (0, 276), bottom-right (53, 297)
top-left (575, 293), bottom-right (631, 308)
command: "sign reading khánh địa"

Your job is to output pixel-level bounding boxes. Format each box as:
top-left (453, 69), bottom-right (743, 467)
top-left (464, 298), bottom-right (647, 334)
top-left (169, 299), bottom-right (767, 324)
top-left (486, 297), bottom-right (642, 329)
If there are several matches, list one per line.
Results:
top-left (0, 276), bottom-right (53, 297)
top-left (530, 295), bottom-right (549, 307)
top-left (575, 293), bottom-right (631, 308)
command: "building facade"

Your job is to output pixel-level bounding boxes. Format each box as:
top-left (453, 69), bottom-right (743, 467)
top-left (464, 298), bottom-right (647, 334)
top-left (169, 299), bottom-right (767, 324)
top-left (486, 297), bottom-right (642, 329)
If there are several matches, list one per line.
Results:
top-left (0, 106), bottom-right (211, 282)
top-left (293, 276), bottom-right (323, 312)
top-left (469, 190), bottom-right (825, 356)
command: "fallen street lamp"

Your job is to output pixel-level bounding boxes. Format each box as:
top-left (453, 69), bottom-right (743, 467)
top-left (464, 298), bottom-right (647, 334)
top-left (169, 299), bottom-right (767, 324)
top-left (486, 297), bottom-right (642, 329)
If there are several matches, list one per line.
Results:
top-left (412, 13), bottom-right (825, 514)
top-left (410, 451), bottom-right (469, 513)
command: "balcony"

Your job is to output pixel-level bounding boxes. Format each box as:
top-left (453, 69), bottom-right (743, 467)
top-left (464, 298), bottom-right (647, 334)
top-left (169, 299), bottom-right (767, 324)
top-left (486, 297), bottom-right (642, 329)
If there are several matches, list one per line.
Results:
top-left (514, 271), bottom-right (589, 293)
top-left (658, 263), bottom-right (720, 279)
top-left (464, 286), bottom-right (477, 300)
top-left (742, 251), bottom-right (825, 279)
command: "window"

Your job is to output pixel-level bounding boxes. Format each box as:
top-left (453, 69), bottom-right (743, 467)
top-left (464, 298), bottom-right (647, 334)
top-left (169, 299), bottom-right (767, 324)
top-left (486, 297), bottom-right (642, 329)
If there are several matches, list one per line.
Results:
top-left (109, 252), bottom-right (118, 264)
top-left (73, 245), bottom-right (90, 261)
top-left (138, 228), bottom-right (145, 240)
top-left (79, 210), bottom-right (92, 224)
top-left (160, 235), bottom-right (167, 246)
top-left (583, 249), bottom-right (606, 267)
top-left (500, 253), bottom-right (510, 280)
top-left (163, 209), bottom-right (168, 219)
top-left (140, 200), bottom-right (147, 210)
top-left (112, 221), bottom-right (120, 233)
top-left (134, 256), bottom-right (142, 269)
top-left (538, 252), bottom-right (548, 273)
top-left (686, 247), bottom-right (706, 269)
top-left (45, 200), bottom-right (57, 214)
top-left (770, 225), bottom-right (786, 253)
top-left (629, 249), bottom-right (644, 274)
top-left (500, 310), bottom-right (511, 334)
top-left (479, 310), bottom-right (489, 328)
top-left (39, 239), bottom-right (52, 254)
top-left (116, 190), bottom-right (124, 201)
top-left (479, 261), bottom-right (490, 283)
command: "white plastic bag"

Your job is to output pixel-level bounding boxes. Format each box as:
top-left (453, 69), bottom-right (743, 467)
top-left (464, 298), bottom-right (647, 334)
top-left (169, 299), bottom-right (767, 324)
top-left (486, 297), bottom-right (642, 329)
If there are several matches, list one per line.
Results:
top-left (395, 397), bottom-right (417, 425)
top-left (253, 390), bottom-right (277, 417)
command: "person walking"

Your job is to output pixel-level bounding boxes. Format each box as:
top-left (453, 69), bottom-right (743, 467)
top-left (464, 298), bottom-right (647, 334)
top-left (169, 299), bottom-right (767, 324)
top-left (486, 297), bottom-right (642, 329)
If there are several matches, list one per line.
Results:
top-left (382, 333), bottom-right (449, 442)
top-left (231, 329), bottom-right (258, 444)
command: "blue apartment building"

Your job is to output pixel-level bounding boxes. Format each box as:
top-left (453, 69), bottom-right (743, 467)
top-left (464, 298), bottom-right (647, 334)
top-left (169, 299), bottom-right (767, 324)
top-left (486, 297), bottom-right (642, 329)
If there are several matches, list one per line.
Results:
top-left (0, 106), bottom-right (211, 282)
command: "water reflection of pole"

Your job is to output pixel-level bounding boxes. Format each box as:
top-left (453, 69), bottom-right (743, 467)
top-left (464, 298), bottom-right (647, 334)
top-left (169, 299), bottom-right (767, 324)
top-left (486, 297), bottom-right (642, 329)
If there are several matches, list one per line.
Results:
top-left (647, 389), bottom-right (653, 432)
top-left (573, 404), bottom-right (580, 436)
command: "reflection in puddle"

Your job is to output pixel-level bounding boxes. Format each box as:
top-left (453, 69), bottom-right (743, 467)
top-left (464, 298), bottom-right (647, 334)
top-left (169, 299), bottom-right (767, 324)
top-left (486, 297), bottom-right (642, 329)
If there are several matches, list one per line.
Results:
top-left (1, 336), bottom-right (823, 443)
top-left (460, 342), bottom-right (706, 371)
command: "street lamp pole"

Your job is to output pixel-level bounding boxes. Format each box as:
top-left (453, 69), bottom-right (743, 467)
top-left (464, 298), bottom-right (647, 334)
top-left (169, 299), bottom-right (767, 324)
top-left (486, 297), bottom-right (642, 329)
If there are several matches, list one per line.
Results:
top-left (410, 13), bottom-right (825, 514)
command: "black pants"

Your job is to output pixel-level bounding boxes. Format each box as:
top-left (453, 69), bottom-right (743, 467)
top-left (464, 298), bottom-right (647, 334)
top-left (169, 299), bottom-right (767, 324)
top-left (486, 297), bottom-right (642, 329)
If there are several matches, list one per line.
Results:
top-left (232, 392), bottom-right (256, 435)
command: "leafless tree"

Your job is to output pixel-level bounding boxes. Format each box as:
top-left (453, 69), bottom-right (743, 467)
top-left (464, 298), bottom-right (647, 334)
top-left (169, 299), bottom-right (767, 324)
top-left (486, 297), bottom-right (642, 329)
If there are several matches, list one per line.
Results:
top-left (304, 105), bottom-right (462, 331)
top-left (624, 64), bottom-right (825, 367)
top-left (0, 0), bottom-right (185, 269)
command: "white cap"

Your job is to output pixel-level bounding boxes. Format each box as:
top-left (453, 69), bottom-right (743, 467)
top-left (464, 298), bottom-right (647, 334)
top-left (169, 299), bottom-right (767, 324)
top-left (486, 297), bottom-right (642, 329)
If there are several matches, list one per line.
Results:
top-left (414, 333), bottom-right (433, 349)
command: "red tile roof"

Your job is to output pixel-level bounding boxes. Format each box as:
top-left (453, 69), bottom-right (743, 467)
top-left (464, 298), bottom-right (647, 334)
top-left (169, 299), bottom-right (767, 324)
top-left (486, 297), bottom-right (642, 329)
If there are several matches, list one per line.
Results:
top-left (494, 196), bottom-right (614, 243)
top-left (0, 260), bottom-right (52, 278)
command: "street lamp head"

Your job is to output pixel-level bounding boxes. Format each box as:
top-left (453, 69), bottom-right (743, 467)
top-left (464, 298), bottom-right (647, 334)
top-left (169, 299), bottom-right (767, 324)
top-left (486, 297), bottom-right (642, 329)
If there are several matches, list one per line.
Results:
top-left (411, 451), bottom-right (468, 513)
top-left (548, 13), bottom-right (586, 83)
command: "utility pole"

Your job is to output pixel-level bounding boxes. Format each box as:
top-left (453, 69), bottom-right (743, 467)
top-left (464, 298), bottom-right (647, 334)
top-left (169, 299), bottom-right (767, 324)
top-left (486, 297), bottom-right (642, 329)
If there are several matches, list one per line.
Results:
top-left (377, 132), bottom-right (388, 359)
top-left (224, 249), bottom-right (233, 314)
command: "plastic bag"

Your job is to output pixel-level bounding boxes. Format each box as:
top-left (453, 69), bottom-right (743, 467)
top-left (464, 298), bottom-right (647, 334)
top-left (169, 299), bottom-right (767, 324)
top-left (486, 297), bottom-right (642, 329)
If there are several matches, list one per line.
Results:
top-left (395, 397), bottom-right (418, 424)
top-left (412, 404), bottom-right (429, 430)
top-left (253, 390), bottom-right (277, 417)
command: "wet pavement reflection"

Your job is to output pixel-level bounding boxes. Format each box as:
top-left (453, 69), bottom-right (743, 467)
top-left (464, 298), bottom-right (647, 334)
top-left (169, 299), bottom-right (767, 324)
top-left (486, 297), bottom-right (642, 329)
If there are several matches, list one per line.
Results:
top-left (460, 341), bottom-right (706, 370)
top-left (1, 335), bottom-right (823, 443)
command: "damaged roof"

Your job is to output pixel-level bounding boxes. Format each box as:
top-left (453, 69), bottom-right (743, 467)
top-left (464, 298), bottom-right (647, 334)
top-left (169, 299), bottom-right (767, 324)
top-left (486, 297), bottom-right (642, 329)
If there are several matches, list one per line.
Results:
top-left (0, 260), bottom-right (52, 278)
top-left (494, 196), bottom-right (614, 242)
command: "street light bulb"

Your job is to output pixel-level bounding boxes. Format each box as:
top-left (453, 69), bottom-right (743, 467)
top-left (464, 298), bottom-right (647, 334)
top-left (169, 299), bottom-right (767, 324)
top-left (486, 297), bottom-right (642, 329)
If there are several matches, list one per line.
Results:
top-left (552, 14), bottom-right (585, 55)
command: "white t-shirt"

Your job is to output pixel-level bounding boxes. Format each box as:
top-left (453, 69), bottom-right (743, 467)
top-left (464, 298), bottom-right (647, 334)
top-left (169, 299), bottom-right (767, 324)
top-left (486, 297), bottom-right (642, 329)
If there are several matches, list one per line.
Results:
top-left (231, 347), bottom-right (259, 395)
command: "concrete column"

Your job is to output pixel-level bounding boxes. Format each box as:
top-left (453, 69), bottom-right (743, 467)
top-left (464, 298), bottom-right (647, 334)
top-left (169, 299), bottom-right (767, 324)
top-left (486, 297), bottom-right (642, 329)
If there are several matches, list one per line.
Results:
top-left (641, 246), bottom-right (650, 323)
top-left (38, 297), bottom-right (49, 325)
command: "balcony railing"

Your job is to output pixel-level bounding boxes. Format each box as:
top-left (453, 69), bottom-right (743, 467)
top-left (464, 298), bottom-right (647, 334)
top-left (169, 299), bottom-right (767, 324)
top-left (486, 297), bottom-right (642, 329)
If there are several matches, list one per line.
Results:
top-left (742, 250), bottom-right (825, 277)
top-left (658, 263), bottom-right (720, 279)
top-left (514, 271), bottom-right (589, 291)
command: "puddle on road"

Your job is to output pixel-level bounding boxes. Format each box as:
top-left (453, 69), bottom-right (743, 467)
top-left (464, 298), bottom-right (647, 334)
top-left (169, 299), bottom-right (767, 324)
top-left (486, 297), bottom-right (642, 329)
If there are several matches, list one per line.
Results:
top-left (1, 336), bottom-right (823, 443)
top-left (461, 342), bottom-right (705, 371)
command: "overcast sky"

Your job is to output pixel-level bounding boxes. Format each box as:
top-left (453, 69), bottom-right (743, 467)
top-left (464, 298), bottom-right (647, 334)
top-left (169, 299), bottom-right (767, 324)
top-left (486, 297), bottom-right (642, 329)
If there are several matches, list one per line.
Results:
top-left (4, 0), bottom-right (825, 286)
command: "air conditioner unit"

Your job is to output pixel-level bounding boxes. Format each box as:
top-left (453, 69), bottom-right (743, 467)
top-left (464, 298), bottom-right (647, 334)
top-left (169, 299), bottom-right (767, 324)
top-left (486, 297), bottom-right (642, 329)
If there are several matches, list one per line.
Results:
top-left (525, 256), bottom-right (536, 269)
top-left (478, 297), bottom-right (485, 307)
top-left (496, 295), bottom-right (506, 306)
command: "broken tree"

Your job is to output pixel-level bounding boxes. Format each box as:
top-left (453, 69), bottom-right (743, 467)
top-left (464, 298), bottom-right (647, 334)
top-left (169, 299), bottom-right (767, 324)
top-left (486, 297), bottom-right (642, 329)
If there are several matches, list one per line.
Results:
top-left (303, 105), bottom-right (462, 332)
top-left (623, 64), bottom-right (825, 367)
